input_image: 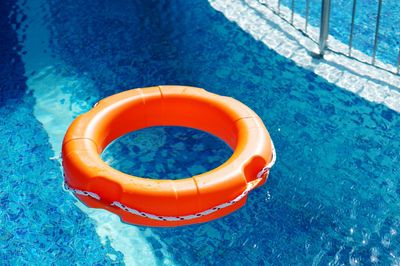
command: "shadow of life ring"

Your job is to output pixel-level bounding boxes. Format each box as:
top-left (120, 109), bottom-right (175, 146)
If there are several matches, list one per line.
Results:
top-left (62, 86), bottom-right (276, 227)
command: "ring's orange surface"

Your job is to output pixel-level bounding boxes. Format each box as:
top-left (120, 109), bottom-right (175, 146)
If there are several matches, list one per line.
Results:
top-left (62, 86), bottom-right (273, 226)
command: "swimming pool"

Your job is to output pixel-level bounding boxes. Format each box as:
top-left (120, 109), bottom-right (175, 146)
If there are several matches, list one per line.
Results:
top-left (1, 0), bottom-right (400, 265)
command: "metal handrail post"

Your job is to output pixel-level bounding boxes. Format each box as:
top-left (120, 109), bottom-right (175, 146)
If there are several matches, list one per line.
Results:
top-left (319, 0), bottom-right (331, 56)
top-left (348, 0), bottom-right (357, 56)
top-left (372, 0), bottom-right (383, 65)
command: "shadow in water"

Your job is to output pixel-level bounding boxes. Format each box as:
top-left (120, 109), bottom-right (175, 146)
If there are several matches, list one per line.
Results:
top-left (0, 0), bottom-right (121, 264)
top-left (38, 0), bottom-right (400, 264)
top-left (0, 0), bottom-right (27, 103)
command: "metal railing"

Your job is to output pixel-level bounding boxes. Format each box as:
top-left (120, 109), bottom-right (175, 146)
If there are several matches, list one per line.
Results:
top-left (318, 0), bottom-right (330, 56)
top-left (259, 0), bottom-right (400, 75)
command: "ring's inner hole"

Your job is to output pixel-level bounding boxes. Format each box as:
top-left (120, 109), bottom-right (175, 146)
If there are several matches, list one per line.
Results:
top-left (101, 126), bottom-right (233, 180)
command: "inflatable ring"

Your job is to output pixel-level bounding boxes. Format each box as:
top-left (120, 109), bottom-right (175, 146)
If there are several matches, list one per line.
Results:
top-left (62, 86), bottom-right (276, 227)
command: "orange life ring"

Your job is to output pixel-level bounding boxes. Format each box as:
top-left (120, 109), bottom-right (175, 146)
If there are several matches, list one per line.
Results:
top-left (62, 86), bottom-right (275, 227)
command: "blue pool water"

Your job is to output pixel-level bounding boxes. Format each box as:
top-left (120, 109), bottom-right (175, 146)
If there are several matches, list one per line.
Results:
top-left (1, 0), bottom-right (400, 265)
top-left (102, 127), bottom-right (233, 179)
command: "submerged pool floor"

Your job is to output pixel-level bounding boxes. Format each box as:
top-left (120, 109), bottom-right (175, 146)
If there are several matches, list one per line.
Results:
top-left (1, 0), bottom-right (400, 265)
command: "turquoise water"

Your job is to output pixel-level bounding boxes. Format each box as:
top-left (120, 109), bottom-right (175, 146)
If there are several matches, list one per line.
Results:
top-left (1, 0), bottom-right (400, 265)
top-left (102, 127), bottom-right (233, 179)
